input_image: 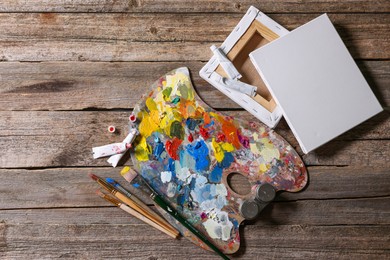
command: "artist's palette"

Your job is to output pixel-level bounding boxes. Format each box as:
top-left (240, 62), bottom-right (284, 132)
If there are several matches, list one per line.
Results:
top-left (130, 67), bottom-right (307, 254)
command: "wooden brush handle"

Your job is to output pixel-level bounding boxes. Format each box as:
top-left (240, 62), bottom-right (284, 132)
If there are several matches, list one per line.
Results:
top-left (119, 203), bottom-right (178, 239)
top-left (129, 195), bottom-right (178, 233)
top-left (115, 191), bottom-right (179, 237)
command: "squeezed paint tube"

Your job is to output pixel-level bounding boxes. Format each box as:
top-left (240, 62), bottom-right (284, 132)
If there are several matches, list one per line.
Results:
top-left (210, 45), bottom-right (242, 80)
top-left (222, 77), bottom-right (257, 97)
top-left (107, 128), bottom-right (138, 167)
top-left (92, 142), bottom-right (128, 159)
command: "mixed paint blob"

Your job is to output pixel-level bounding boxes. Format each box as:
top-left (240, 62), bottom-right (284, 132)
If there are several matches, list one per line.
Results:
top-left (130, 67), bottom-right (307, 253)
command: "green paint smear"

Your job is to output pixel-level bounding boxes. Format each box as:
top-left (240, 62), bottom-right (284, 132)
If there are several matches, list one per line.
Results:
top-left (171, 97), bottom-right (180, 104)
top-left (162, 87), bottom-right (172, 101)
top-left (170, 121), bottom-right (185, 140)
top-left (178, 82), bottom-right (194, 100)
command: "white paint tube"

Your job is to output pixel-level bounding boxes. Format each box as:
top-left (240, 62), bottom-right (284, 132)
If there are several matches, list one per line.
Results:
top-left (92, 142), bottom-right (128, 159)
top-left (210, 45), bottom-right (242, 80)
top-left (222, 77), bottom-right (257, 97)
top-left (107, 128), bottom-right (138, 167)
top-left (92, 128), bottom-right (138, 167)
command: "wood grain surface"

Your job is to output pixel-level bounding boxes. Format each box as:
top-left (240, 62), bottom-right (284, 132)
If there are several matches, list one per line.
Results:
top-left (0, 1), bottom-right (389, 259)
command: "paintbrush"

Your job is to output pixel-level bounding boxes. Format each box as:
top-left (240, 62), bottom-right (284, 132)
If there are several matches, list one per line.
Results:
top-left (138, 174), bottom-right (230, 260)
top-left (105, 177), bottom-right (171, 231)
top-left (96, 190), bottom-right (178, 239)
top-left (88, 173), bottom-right (179, 238)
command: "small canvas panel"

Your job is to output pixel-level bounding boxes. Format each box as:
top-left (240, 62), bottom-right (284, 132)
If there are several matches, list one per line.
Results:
top-left (250, 14), bottom-right (383, 153)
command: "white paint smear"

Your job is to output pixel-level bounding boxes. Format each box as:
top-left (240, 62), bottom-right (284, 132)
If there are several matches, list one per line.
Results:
top-left (202, 211), bottom-right (233, 241)
top-left (160, 171), bottom-right (172, 183)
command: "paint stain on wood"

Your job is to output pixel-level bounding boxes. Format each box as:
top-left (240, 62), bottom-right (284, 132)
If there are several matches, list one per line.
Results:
top-left (128, 0), bottom-right (140, 9)
top-left (150, 27), bottom-right (158, 35)
top-left (6, 81), bottom-right (75, 94)
top-left (40, 13), bottom-right (57, 24)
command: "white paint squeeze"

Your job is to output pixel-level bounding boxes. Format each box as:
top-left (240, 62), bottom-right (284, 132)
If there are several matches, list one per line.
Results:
top-left (160, 171), bottom-right (172, 183)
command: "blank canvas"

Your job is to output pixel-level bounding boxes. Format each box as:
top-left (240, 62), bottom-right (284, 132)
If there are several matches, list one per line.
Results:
top-left (250, 14), bottom-right (382, 153)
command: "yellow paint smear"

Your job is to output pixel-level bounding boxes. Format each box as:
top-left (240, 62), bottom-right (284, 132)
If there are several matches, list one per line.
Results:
top-left (259, 138), bottom-right (280, 162)
top-left (212, 138), bottom-right (224, 162)
top-left (146, 97), bottom-right (158, 111)
top-left (135, 136), bottom-right (150, 161)
top-left (138, 110), bottom-right (160, 138)
top-left (120, 166), bottom-right (130, 175)
top-left (260, 147), bottom-right (280, 163)
top-left (221, 142), bottom-right (234, 152)
top-left (250, 143), bottom-right (260, 155)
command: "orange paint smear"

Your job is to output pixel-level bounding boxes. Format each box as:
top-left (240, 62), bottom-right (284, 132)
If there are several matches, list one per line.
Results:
top-left (219, 117), bottom-right (241, 149)
top-left (203, 112), bottom-right (211, 125)
top-left (178, 99), bottom-right (196, 119)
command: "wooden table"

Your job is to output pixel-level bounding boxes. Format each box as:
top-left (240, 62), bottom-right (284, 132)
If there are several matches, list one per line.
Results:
top-left (0, 1), bottom-right (389, 259)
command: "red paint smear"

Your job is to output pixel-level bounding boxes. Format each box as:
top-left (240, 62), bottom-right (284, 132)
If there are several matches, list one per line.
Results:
top-left (188, 133), bottom-right (194, 142)
top-left (216, 133), bottom-right (226, 142)
top-left (228, 240), bottom-right (235, 249)
top-left (199, 126), bottom-right (210, 140)
top-left (165, 137), bottom-right (182, 160)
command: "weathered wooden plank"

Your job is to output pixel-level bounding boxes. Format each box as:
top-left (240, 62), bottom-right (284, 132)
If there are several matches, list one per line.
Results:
top-left (0, 13), bottom-right (388, 61)
top-left (0, 111), bottom-right (388, 168)
top-left (0, 211), bottom-right (388, 259)
top-left (1, 197), bottom-right (389, 226)
top-left (0, 0), bottom-right (388, 13)
top-left (0, 167), bottom-right (389, 209)
top-left (0, 61), bottom-right (388, 111)
top-left (302, 139), bottom-right (390, 167)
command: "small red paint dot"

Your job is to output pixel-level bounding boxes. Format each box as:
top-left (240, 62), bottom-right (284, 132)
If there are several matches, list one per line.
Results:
top-left (129, 114), bottom-right (137, 122)
top-left (188, 133), bottom-right (194, 142)
top-left (108, 126), bottom-right (116, 133)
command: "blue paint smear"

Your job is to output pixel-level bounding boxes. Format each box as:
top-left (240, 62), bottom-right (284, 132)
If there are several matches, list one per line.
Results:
top-left (221, 152), bottom-right (234, 168)
top-left (209, 152), bottom-right (234, 183)
top-left (189, 177), bottom-right (197, 190)
top-left (193, 183), bottom-right (214, 202)
top-left (231, 218), bottom-right (239, 228)
top-left (166, 158), bottom-right (176, 173)
top-left (179, 149), bottom-right (196, 171)
top-left (177, 185), bottom-right (190, 207)
top-left (203, 120), bottom-right (214, 128)
top-left (209, 165), bottom-right (223, 183)
top-left (132, 183), bottom-right (140, 188)
top-left (186, 140), bottom-right (210, 172)
top-left (153, 141), bottom-right (164, 159)
top-left (186, 118), bottom-right (199, 131)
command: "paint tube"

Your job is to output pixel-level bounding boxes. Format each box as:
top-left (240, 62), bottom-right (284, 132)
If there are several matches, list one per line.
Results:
top-left (107, 128), bottom-right (138, 167)
top-left (92, 142), bottom-right (128, 159)
top-left (222, 77), bottom-right (257, 97)
top-left (210, 45), bottom-right (242, 80)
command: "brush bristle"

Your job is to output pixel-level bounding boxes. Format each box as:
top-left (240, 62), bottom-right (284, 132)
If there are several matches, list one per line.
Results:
top-left (88, 173), bottom-right (98, 181)
top-left (96, 190), bottom-right (105, 197)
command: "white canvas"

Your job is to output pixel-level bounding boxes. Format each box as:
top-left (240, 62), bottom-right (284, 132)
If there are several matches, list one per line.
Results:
top-left (249, 14), bottom-right (383, 153)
